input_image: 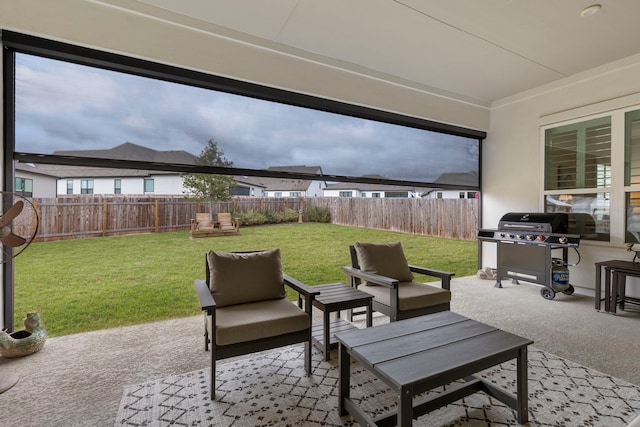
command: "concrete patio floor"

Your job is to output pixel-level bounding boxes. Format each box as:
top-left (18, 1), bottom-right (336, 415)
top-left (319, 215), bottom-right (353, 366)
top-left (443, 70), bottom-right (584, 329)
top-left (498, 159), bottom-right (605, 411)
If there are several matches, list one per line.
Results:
top-left (0, 275), bottom-right (639, 426)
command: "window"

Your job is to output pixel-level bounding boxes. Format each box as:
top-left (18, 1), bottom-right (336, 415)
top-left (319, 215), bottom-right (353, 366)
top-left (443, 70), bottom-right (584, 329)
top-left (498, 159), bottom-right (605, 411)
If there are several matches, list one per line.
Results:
top-left (289, 191), bottom-right (301, 197)
top-left (436, 192), bottom-right (443, 199)
top-left (144, 178), bottom-right (154, 193)
top-left (467, 192), bottom-right (478, 199)
top-left (625, 109), bottom-right (640, 243)
top-left (386, 192), bottom-right (408, 198)
top-left (114, 179), bottom-right (121, 194)
top-left (544, 117), bottom-right (611, 241)
top-left (361, 192), bottom-right (367, 197)
top-left (339, 191), bottom-right (353, 197)
top-left (66, 179), bottom-right (73, 195)
top-left (81, 179), bottom-right (94, 195)
top-left (15, 177), bottom-right (33, 197)
top-left (6, 31), bottom-right (484, 191)
top-left (274, 192), bottom-right (282, 197)
top-left (372, 192), bottom-right (381, 198)
top-left (459, 192), bottom-right (465, 199)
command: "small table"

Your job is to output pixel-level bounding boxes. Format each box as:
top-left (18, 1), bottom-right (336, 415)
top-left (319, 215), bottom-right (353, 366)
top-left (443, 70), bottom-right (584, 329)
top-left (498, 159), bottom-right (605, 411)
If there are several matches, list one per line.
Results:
top-left (336, 311), bottom-right (533, 426)
top-left (595, 260), bottom-right (640, 312)
top-left (300, 283), bottom-right (373, 360)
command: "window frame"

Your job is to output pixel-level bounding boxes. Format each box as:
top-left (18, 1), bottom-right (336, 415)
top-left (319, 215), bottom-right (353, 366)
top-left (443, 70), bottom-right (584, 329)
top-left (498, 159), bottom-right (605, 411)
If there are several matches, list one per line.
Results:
top-left (3, 30), bottom-right (485, 191)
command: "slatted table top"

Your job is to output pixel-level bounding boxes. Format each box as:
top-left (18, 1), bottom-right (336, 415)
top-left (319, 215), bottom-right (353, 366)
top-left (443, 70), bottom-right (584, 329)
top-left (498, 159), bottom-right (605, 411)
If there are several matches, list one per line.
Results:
top-left (335, 311), bottom-right (533, 391)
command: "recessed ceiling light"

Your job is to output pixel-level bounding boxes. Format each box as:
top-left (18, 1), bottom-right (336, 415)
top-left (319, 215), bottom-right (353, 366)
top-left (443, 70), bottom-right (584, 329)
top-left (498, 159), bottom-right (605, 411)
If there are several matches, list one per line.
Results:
top-left (580, 4), bottom-right (601, 17)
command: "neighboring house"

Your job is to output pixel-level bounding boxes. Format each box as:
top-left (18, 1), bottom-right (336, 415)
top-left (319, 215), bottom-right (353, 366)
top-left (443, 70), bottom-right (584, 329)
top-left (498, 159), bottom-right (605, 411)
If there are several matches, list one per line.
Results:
top-left (323, 175), bottom-right (425, 198)
top-left (256, 166), bottom-right (326, 197)
top-left (15, 142), bottom-right (268, 197)
top-left (232, 176), bottom-right (267, 197)
top-left (421, 171), bottom-right (480, 199)
top-left (422, 190), bottom-right (479, 199)
top-left (14, 162), bottom-right (58, 198)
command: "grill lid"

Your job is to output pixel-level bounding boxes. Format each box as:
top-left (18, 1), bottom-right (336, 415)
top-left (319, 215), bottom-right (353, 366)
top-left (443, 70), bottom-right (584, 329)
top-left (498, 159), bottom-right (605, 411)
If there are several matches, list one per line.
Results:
top-left (498, 212), bottom-right (568, 233)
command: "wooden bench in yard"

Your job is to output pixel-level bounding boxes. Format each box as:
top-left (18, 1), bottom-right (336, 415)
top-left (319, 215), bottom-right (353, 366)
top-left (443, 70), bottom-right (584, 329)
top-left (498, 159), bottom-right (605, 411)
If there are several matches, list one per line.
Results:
top-left (190, 212), bottom-right (240, 238)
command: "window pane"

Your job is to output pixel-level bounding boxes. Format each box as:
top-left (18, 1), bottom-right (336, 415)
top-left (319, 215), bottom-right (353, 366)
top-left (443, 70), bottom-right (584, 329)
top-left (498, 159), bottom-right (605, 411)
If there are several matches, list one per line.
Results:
top-left (545, 117), bottom-right (611, 190)
top-left (14, 53), bottom-right (481, 188)
top-left (626, 192), bottom-right (640, 243)
top-left (545, 193), bottom-right (609, 241)
top-left (625, 109), bottom-right (640, 186)
top-left (144, 179), bottom-right (154, 193)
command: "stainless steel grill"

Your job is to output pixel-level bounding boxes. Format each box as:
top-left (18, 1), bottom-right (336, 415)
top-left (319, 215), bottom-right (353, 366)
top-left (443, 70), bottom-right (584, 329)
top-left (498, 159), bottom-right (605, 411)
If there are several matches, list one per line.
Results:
top-left (478, 212), bottom-right (588, 299)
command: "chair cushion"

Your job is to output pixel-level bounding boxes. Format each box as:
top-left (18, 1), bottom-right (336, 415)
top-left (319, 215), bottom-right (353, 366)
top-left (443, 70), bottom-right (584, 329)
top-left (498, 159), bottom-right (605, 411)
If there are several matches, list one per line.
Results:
top-left (362, 281), bottom-right (451, 311)
top-left (213, 299), bottom-right (310, 346)
top-left (354, 241), bottom-right (414, 282)
top-left (207, 249), bottom-right (285, 307)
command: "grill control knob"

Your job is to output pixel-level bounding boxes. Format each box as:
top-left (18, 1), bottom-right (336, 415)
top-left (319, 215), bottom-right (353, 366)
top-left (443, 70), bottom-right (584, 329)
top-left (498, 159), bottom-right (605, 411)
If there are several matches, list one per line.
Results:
top-left (526, 235), bottom-right (535, 241)
top-left (507, 233), bottom-right (514, 239)
top-left (498, 232), bottom-right (506, 238)
top-left (559, 236), bottom-right (568, 244)
top-left (516, 234), bottom-right (524, 240)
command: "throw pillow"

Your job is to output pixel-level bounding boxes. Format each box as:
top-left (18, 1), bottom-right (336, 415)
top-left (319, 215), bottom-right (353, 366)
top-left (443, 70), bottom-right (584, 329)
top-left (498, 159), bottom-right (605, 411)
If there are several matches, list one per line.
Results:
top-left (207, 248), bottom-right (285, 307)
top-left (354, 241), bottom-right (414, 282)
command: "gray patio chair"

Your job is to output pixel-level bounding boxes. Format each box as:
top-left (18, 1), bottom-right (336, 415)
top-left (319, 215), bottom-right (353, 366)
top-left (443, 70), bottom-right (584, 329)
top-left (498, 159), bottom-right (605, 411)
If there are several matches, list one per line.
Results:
top-left (343, 241), bottom-right (454, 321)
top-left (194, 248), bottom-right (319, 400)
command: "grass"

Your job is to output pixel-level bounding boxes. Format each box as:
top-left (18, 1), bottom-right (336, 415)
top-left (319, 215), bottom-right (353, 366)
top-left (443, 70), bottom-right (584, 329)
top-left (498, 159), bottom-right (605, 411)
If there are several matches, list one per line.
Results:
top-left (14, 223), bottom-right (478, 337)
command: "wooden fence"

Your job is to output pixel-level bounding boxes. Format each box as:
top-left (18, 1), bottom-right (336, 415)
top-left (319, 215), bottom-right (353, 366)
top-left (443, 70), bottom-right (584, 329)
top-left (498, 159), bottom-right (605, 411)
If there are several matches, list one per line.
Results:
top-left (30, 195), bottom-right (478, 241)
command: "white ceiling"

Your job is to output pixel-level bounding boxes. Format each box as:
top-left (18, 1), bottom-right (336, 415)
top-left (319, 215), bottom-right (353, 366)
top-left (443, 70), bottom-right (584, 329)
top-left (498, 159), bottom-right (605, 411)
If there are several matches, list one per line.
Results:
top-left (127, 0), bottom-right (640, 106)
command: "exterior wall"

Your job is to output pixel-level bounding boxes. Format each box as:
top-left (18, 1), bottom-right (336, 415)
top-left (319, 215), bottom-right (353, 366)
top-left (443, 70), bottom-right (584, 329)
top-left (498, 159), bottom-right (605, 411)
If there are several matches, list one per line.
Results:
top-left (15, 171), bottom-right (57, 198)
top-left (323, 189), bottom-right (361, 197)
top-left (424, 190), bottom-right (478, 200)
top-left (483, 53), bottom-right (640, 294)
top-left (55, 175), bottom-right (187, 195)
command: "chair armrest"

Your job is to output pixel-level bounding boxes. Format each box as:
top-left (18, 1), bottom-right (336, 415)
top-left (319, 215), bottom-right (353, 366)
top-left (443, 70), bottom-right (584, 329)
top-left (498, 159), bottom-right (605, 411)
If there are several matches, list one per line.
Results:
top-left (341, 266), bottom-right (399, 288)
top-left (195, 279), bottom-right (216, 314)
top-left (408, 265), bottom-right (454, 290)
top-left (283, 273), bottom-right (320, 299)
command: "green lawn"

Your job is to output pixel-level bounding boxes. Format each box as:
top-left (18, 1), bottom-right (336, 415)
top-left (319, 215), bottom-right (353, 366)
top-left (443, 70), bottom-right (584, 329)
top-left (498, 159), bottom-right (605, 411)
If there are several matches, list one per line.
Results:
top-left (14, 223), bottom-right (478, 336)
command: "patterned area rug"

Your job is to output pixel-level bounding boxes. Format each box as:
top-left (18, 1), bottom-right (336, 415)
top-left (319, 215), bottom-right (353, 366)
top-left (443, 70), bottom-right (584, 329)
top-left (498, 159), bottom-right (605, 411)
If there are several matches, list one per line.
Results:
top-left (115, 345), bottom-right (640, 426)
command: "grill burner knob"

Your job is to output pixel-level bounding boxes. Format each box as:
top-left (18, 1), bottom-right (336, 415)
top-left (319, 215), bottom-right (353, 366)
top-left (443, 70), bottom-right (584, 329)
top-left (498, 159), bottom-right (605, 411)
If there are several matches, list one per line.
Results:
top-left (526, 235), bottom-right (535, 241)
top-left (559, 236), bottom-right (568, 244)
top-left (498, 232), bottom-right (506, 238)
top-left (516, 234), bottom-right (524, 239)
top-left (508, 233), bottom-right (514, 239)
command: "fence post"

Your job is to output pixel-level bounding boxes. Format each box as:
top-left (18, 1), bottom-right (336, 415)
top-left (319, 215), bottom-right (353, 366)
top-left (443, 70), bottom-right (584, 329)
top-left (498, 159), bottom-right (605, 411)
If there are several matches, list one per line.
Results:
top-left (155, 199), bottom-right (159, 233)
top-left (102, 198), bottom-right (108, 237)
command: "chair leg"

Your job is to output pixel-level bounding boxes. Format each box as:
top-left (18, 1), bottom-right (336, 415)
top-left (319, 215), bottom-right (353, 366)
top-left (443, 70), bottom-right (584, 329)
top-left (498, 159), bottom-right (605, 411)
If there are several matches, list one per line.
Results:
top-left (304, 341), bottom-right (311, 374)
top-left (210, 348), bottom-right (216, 400)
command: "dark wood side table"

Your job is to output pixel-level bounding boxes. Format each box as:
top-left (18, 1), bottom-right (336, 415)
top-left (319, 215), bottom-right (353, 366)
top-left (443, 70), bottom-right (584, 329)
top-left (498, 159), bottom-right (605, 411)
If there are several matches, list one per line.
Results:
top-left (595, 260), bottom-right (640, 312)
top-left (336, 311), bottom-right (533, 426)
top-left (299, 283), bottom-right (373, 361)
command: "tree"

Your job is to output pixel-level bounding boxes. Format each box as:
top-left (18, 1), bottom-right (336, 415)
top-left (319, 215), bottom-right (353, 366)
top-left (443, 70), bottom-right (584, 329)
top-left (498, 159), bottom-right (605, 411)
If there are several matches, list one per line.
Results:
top-left (182, 139), bottom-right (236, 203)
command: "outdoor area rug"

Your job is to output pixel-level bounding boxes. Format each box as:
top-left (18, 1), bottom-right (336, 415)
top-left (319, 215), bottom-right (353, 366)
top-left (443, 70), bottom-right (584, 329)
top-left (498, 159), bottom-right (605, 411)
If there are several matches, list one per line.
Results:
top-left (115, 345), bottom-right (640, 426)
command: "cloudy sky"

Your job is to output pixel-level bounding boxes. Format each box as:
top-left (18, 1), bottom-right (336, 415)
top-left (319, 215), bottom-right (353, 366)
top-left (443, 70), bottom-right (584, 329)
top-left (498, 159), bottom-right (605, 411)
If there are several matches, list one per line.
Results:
top-left (14, 53), bottom-right (478, 184)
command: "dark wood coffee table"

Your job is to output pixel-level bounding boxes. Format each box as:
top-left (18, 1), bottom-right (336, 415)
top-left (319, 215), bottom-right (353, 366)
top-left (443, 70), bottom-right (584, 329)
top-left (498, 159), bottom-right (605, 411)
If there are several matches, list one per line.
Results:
top-left (335, 311), bottom-right (533, 426)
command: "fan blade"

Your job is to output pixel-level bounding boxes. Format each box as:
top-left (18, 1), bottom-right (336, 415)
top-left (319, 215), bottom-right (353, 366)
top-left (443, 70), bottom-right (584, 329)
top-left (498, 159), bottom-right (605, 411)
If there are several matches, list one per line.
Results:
top-left (2, 233), bottom-right (26, 248)
top-left (0, 201), bottom-right (24, 228)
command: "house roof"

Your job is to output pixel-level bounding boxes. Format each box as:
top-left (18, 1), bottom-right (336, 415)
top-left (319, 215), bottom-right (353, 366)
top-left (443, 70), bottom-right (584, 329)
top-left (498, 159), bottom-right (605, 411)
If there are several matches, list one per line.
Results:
top-left (15, 142), bottom-right (197, 179)
top-left (324, 175), bottom-right (427, 193)
top-left (53, 142), bottom-right (198, 164)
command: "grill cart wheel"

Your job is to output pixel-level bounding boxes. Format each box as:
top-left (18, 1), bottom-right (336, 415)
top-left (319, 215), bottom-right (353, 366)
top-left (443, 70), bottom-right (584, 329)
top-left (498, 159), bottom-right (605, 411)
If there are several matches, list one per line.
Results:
top-left (562, 284), bottom-right (575, 295)
top-left (540, 286), bottom-right (556, 300)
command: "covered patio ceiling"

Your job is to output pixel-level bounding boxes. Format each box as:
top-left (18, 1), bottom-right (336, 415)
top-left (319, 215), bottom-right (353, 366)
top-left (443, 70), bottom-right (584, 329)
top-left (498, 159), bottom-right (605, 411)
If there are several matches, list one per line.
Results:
top-left (101, 0), bottom-right (640, 106)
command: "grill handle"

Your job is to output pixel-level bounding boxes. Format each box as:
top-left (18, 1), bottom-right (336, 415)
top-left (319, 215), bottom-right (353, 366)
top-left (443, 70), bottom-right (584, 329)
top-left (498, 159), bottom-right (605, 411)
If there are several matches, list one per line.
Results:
top-left (501, 224), bottom-right (544, 230)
